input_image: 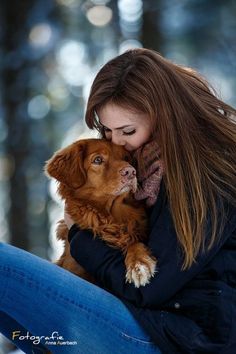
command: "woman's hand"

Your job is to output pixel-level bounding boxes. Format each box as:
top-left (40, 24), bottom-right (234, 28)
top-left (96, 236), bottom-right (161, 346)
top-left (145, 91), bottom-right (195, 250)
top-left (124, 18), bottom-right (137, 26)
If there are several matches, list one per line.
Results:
top-left (64, 204), bottom-right (75, 229)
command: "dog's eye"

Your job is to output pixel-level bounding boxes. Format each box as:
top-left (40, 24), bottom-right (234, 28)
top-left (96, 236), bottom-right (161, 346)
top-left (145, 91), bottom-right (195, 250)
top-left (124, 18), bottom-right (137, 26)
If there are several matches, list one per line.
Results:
top-left (92, 156), bottom-right (103, 165)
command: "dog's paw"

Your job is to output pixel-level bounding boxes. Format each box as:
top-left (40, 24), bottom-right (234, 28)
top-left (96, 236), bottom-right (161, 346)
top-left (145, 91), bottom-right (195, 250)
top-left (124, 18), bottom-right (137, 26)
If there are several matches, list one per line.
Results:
top-left (125, 256), bottom-right (157, 288)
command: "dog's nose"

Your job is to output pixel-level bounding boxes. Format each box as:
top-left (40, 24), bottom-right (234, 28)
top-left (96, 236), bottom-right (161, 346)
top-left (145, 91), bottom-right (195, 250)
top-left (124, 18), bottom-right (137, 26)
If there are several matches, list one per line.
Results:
top-left (120, 166), bottom-right (136, 179)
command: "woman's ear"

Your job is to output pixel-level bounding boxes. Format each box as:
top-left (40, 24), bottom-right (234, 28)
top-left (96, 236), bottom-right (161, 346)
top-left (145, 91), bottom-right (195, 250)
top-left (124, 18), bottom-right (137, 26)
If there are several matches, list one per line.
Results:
top-left (45, 141), bottom-right (87, 189)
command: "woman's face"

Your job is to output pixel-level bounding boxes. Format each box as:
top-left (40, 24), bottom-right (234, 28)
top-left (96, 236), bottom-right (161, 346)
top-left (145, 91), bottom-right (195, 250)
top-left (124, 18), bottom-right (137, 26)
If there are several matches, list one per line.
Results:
top-left (97, 103), bottom-right (152, 151)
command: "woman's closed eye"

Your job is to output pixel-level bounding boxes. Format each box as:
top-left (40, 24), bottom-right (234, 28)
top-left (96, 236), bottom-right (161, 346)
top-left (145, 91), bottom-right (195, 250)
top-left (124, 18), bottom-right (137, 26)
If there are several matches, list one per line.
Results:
top-left (103, 126), bottom-right (136, 136)
top-left (122, 129), bottom-right (136, 136)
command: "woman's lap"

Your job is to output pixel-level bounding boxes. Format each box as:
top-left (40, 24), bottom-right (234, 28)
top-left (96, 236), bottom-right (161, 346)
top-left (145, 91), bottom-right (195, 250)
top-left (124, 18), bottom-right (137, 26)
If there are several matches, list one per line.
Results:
top-left (0, 242), bottom-right (161, 354)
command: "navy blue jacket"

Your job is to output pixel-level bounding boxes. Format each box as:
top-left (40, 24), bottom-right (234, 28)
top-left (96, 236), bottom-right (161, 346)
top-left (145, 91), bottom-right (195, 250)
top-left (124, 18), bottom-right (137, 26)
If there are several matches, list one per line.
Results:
top-left (68, 182), bottom-right (236, 354)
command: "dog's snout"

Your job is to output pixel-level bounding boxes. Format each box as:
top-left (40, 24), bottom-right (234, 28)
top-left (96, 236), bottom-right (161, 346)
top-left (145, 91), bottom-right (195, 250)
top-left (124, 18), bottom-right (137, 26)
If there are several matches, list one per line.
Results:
top-left (120, 166), bottom-right (136, 179)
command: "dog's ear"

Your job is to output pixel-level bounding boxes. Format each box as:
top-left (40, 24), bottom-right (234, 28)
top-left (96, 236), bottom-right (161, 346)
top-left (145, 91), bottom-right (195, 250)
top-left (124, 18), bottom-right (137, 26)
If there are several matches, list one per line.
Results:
top-left (45, 141), bottom-right (87, 189)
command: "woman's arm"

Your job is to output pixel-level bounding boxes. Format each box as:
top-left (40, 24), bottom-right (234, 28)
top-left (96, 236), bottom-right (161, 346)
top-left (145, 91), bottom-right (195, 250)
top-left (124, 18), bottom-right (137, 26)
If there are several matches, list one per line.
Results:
top-left (68, 202), bottom-right (236, 309)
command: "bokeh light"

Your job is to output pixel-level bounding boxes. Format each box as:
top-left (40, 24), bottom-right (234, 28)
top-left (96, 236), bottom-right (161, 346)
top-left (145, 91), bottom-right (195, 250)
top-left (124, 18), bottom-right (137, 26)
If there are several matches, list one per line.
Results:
top-left (86, 5), bottom-right (113, 27)
top-left (29, 23), bottom-right (53, 47)
top-left (118, 0), bottom-right (143, 38)
top-left (28, 95), bottom-right (51, 119)
top-left (56, 40), bottom-right (90, 86)
top-left (118, 0), bottom-right (143, 22)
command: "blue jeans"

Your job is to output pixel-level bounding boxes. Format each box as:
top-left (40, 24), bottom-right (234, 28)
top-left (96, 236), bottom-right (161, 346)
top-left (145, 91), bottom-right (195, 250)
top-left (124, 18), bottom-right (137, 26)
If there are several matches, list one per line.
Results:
top-left (0, 242), bottom-right (161, 354)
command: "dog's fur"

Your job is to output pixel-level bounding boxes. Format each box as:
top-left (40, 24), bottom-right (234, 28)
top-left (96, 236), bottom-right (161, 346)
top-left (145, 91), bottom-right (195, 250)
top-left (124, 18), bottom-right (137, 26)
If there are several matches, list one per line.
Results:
top-left (45, 139), bottom-right (156, 287)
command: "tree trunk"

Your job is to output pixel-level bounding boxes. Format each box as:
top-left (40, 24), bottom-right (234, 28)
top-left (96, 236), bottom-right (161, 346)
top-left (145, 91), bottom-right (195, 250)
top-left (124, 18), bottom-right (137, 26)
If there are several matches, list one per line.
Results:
top-left (1, 1), bottom-right (34, 249)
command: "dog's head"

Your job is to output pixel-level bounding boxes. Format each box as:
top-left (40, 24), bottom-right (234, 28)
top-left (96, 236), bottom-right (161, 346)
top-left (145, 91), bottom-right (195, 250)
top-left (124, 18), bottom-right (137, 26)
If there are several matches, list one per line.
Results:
top-left (45, 139), bottom-right (137, 200)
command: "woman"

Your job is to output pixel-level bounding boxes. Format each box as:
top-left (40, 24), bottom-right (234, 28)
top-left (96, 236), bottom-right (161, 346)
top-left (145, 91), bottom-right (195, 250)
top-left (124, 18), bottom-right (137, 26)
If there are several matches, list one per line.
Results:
top-left (1, 48), bottom-right (236, 354)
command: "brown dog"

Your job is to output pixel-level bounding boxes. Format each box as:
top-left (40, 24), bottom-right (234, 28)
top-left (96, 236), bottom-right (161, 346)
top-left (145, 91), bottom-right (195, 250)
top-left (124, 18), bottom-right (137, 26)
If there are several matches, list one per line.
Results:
top-left (45, 139), bottom-right (156, 287)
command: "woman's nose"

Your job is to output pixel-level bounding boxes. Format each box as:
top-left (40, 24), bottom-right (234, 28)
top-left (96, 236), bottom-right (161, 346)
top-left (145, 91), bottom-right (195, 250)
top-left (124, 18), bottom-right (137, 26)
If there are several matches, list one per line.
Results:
top-left (112, 135), bottom-right (125, 146)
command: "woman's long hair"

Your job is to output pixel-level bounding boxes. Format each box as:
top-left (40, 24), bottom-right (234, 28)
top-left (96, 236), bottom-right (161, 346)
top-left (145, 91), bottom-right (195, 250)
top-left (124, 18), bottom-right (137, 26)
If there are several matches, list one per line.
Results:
top-left (85, 48), bottom-right (236, 269)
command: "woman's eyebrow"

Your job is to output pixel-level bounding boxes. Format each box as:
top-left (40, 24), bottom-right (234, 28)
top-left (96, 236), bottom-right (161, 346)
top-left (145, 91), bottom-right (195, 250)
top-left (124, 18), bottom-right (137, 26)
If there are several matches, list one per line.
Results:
top-left (114, 125), bottom-right (133, 130)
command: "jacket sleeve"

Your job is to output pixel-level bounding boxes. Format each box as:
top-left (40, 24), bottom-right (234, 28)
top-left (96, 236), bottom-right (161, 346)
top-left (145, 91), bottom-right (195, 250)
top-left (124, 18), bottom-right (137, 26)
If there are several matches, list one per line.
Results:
top-left (69, 201), bottom-right (236, 309)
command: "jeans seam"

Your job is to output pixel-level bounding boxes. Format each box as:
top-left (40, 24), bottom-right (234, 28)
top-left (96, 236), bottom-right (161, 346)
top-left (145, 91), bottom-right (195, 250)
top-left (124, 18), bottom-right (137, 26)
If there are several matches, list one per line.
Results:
top-left (120, 331), bottom-right (155, 346)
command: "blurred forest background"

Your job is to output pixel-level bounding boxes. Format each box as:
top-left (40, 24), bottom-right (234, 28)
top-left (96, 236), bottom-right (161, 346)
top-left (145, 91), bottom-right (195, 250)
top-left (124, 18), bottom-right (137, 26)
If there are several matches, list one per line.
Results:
top-left (0, 0), bottom-right (236, 352)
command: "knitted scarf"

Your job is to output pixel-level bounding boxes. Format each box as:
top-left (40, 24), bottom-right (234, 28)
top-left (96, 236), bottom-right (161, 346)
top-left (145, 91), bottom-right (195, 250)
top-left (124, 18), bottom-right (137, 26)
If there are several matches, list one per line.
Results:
top-left (133, 140), bottom-right (165, 207)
